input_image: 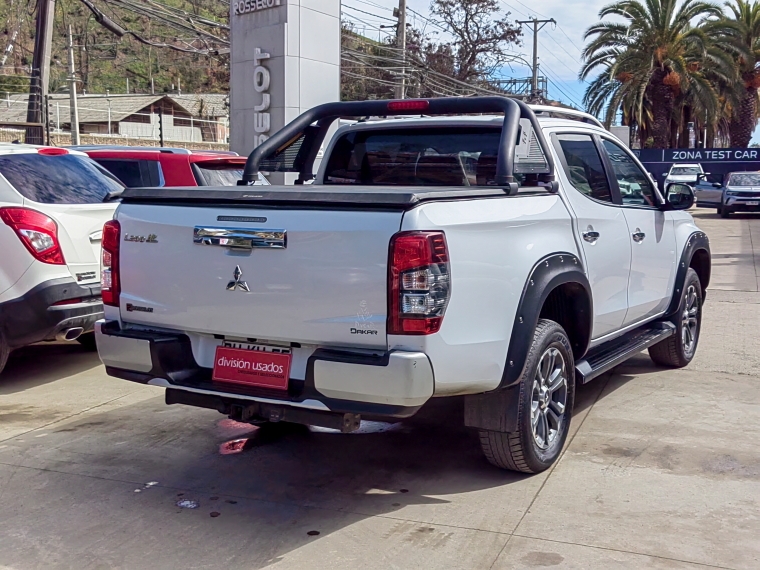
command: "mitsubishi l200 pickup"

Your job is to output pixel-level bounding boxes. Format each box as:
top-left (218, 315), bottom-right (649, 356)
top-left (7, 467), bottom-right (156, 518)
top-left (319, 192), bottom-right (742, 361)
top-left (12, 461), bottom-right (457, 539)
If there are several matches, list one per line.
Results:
top-left (95, 98), bottom-right (710, 473)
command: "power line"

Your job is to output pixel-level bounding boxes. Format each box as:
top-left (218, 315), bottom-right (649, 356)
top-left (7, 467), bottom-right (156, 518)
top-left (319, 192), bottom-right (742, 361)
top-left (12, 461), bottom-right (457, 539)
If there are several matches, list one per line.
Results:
top-left (342, 4), bottom-right (396, 23)
top-left (555, 24), bottom-right (584, 54)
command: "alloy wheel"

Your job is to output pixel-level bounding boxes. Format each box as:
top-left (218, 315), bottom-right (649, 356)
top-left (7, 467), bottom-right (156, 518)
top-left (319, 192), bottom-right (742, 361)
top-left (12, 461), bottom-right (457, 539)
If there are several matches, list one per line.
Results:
top-left (681, 284), bottom-right (699, 355)
top-left (530, 347), bottom-right (568, 450)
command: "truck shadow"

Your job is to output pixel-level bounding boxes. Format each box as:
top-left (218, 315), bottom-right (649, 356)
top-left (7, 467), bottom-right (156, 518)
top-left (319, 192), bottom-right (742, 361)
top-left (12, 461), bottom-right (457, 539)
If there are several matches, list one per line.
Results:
top-left (0, 341), bottom-right (101, 394)
top-left (0, 356), bottom-right (672, 567)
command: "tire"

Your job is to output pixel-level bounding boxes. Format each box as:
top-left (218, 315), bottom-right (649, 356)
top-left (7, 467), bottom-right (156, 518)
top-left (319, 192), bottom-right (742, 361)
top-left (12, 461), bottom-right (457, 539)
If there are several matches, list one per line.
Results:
top-left (479, 319), bottom-right (575, 474)
top-left (716, 207), bottom-right (722, 216)
top-left (0, 330), bottom-right (8, 376)
top-left (720, 207), bottom-right (730, 218)
top-left (76, 332), bottom-right (97, 351)
top-left (648, 268), bottom-right (702, 368)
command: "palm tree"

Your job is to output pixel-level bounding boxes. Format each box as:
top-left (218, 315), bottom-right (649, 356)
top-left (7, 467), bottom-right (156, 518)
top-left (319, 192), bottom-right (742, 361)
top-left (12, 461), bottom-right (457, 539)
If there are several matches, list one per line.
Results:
top-left (708, 0), bottom-right (760, 147)
top-left (581, 0), bottom-right (730, 148)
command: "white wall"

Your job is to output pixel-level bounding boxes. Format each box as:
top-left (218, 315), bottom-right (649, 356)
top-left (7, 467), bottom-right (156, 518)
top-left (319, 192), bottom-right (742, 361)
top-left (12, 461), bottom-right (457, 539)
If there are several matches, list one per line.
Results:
top-left (118, 114), bottom-right (204, 142)
top-left (229, 0), bottom-right (341, 159)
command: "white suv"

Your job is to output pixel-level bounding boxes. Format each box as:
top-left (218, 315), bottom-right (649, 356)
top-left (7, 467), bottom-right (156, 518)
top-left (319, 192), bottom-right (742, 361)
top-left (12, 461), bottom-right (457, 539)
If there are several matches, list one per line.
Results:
top-left (0, 145), bottom-right (123, 374)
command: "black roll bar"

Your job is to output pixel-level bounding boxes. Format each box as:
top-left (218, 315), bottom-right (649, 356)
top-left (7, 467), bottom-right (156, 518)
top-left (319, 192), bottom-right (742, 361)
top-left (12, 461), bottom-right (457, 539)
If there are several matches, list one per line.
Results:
top-left (240, 97), bottom-right (556, 193)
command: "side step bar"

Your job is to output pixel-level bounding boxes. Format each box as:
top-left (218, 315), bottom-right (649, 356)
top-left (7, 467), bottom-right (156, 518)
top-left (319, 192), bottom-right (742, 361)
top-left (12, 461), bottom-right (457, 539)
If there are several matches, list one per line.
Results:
top-left (575, 322), bottom-right (676, 384)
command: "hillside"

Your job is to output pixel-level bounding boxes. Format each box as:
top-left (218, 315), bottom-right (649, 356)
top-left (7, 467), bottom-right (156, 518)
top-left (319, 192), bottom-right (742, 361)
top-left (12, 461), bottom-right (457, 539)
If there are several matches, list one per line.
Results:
top-left (0, 0), bottom-right (229, 95)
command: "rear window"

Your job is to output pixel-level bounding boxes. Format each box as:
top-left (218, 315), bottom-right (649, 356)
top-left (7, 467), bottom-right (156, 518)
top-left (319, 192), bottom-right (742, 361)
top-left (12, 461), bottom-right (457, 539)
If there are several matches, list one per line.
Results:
top-left (323, 127), bottom-right (502, 186)
top-left (670, 166), bottom-right (701, 175)
top-left (192, 162), bottom-right (244, 186)
top-left (0, 153), bottom-right (124, 204)
top-left (94, 158), bottom-right (163, 188)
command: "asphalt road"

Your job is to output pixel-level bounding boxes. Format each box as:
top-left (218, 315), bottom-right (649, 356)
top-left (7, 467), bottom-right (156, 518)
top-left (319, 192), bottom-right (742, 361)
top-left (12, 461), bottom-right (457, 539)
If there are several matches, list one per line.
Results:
top-left (0, 209), bottom-right (759, 569)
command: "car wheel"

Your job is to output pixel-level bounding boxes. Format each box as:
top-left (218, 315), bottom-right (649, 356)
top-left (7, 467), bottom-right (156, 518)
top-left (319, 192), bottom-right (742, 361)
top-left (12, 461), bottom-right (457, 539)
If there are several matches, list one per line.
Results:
top-left (479, 319), bottom-right (575, 474)
top-left (720, 207), bottom-right (730, 218)
top-left (716, 207), bottom-right (722, 216)
top-left (649, 268), bottom-right (702, 368)
top-left (0, 330), bottom-right (9, 376)
top-left (76, 332), bottom-right (97, 351)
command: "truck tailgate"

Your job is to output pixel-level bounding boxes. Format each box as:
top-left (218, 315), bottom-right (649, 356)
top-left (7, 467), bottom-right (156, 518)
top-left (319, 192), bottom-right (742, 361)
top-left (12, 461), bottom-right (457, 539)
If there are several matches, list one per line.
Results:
top-left (116, 204), bottom-right (401, 348)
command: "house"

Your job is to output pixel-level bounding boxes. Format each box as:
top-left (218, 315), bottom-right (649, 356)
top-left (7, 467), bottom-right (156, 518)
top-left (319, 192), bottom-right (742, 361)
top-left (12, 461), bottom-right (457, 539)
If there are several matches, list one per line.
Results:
top-left (0, 93), bottom-right (229, 143)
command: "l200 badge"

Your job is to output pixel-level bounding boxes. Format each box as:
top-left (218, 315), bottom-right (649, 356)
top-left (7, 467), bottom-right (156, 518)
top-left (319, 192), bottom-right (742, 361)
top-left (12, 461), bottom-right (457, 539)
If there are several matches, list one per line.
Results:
top-left (124, 233), bottom-right (158, 243)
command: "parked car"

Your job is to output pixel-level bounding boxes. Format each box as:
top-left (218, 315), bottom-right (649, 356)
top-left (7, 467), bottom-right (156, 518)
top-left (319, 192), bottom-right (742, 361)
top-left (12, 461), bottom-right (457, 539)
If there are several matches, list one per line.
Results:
top-left (71, 146), bottom-right (269, 187)
top-left (695, 171), bottom-right (760, 218)
top-left (95, 98), bottom-right (710, 474)
top-left (664, 163), bottom-right (704, 186)
top-left (0, 145), bottom-right (124, 375)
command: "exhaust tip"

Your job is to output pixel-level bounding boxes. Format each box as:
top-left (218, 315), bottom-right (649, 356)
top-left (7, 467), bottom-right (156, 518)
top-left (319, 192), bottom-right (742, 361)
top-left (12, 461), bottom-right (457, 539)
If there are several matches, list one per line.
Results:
top-left (56, 327), bottom-right (84, 342)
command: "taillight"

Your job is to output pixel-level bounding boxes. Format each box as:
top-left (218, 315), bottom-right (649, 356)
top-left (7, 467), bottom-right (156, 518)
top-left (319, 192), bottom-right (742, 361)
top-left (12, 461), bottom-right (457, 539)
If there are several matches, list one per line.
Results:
top-left (101, 220), bottom-right (120, 307)
top-left (388, 231), bottom-right (450, 335)
top-left (0, 207), bottom-right (65, 265)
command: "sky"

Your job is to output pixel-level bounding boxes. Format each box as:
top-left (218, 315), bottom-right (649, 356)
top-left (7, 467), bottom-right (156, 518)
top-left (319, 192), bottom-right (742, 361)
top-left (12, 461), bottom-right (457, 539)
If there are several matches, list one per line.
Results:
top-left (343, 0), bottom-right (760, 145)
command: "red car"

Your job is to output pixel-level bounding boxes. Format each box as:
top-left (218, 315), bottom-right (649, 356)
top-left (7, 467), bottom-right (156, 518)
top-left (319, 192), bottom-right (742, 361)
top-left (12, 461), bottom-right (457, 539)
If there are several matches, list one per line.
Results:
top-left (71, 146), bottom-right (268, 187)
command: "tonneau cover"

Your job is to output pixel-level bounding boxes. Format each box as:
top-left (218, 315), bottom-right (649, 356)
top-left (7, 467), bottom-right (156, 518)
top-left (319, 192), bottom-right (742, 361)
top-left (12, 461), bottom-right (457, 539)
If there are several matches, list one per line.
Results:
top-left (119, 185), bottom-right (510, 209)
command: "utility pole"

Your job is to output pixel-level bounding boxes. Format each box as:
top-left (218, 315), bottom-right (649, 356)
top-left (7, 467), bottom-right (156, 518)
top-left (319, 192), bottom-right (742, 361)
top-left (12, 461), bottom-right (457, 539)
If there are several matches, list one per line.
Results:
top-left (393, 0), bottom-right (407, 99)
top-left (67, 25), bottom-right (80, 145)
top-left (158, 109), bottom-right (165, 146)
top-left (26, 0), bottom-right (56, 143)
top-left (516, 17), bottom-right (555, 101)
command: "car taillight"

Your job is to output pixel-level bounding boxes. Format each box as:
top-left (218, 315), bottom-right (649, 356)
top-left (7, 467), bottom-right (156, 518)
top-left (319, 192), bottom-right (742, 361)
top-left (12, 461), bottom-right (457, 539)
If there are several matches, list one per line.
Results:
top-left (101, 220), bottom-right (120, 307)
top-left (0, 207), bottom-right (65, 265)
top-left (388, 231), bottom-right (450, 335)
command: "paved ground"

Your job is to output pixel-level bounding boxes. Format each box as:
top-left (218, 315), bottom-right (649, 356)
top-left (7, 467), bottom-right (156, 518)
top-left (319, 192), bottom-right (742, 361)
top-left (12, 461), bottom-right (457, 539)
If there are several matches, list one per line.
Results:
top-left (1, 209), bottom-right (759, 570)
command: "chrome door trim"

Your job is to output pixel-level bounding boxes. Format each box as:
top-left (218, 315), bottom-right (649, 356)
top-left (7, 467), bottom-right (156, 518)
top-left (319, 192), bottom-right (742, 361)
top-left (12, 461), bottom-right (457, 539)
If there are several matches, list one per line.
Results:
top-left (193, 227), bottom-right (286, 250)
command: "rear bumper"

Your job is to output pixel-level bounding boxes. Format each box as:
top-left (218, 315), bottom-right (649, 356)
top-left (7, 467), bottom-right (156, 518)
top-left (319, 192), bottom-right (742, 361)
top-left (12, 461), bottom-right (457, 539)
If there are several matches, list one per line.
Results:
top-left (0, 278), bottom-right (103, 348)
top-left (96, 320), bottom-right (434, 419)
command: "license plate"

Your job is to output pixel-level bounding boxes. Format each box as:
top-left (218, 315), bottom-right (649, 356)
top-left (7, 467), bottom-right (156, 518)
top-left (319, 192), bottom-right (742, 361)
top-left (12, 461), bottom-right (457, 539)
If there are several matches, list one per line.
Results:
top-left (746, 201), bottom-right (759, 206)
top-left (213, 343), bottom-right (292, 390)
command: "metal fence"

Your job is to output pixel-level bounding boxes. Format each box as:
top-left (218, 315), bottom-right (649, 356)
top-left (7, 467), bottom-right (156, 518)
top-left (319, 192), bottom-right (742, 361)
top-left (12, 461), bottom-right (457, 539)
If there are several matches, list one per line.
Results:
top-left (0, 91), bottom-right (230, 150)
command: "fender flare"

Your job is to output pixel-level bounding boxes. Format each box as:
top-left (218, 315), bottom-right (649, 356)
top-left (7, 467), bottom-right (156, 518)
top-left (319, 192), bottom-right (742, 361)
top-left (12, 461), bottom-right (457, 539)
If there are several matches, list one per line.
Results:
top-left (464, 252), bottom-right (591, 433)
top-left (501, 252), bottom-right (592, 388)
top-left (665, 231), bottom-right (711, 317)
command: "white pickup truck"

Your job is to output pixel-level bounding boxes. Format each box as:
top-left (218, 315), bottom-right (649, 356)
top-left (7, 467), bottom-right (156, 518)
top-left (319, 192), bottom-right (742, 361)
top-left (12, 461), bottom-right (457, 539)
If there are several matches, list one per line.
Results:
top-left (95, 98), bottom-right (710, 473)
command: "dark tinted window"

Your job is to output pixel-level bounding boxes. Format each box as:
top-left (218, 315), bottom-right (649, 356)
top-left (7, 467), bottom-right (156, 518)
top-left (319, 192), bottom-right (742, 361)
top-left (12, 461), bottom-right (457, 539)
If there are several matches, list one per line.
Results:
top-left (95, 159), bottom-right (163, 187)
top-left (602, 140), bottom-right (657, 207)
top-left (323, 127), bottom-right (503, 186)
top-left (192, 163), bottom-right (243, 186)
top-left (555, 134), bottom-right (612, 202)
top-left (0, 153), bottom-right (124, 204)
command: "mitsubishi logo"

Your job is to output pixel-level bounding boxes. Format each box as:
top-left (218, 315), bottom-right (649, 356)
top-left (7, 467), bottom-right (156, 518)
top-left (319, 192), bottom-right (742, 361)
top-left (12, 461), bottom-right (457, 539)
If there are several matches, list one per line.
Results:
top-left (226, 265), bottom-right (250, 292)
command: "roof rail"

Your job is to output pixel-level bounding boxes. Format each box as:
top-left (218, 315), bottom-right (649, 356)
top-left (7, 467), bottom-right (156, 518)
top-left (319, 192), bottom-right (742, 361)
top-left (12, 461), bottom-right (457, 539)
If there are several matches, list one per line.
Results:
top-left (529, 105), bottom-right (604, 128)
top-left (241, 96), bottom-right (556, 193)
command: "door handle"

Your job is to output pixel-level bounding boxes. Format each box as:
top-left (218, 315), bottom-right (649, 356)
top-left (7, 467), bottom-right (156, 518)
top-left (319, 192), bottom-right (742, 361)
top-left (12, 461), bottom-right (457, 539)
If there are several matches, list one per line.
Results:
top-left (582, 230), bottom-right (600, 243)
top-left (632, 228), bottom-right (646, 242)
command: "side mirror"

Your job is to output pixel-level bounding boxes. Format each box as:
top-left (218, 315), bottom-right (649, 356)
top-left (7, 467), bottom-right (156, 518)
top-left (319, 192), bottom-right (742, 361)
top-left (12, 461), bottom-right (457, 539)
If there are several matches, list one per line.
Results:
top-left (662, 172), bottom-right (668, 177)
top-left (665, 183), bottom-right (695, 210)
top-left (713, 182), bottom-right (722, 188)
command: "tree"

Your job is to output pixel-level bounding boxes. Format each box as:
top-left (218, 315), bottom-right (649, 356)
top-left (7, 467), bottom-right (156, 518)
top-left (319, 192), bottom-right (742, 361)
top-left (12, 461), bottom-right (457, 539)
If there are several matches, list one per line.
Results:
top-left (708, 0), bottom-right (760, 146)
top-left (341, 0), bottom-right (522, 100)
top-left (430, 0), bottom-right (522, 82)
top-left (581, 0), bottom-right (729, 148)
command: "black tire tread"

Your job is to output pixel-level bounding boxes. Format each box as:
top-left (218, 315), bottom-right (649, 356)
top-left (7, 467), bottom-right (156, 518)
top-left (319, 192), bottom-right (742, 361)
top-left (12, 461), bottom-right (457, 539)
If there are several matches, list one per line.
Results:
top-left (478, 319), bottom-right (571, 474)
top-left (648, 268), bottom-right (701, 368)
top-left (0, 331), bottom-right (9, 376)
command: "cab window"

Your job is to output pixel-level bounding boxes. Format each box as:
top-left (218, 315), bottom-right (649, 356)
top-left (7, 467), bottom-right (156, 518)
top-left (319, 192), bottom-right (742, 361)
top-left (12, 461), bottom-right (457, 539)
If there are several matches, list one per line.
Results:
top-left (601, 140), bottom-right (658, 207)
top-left (554, 134), bottom-right (612, 202)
